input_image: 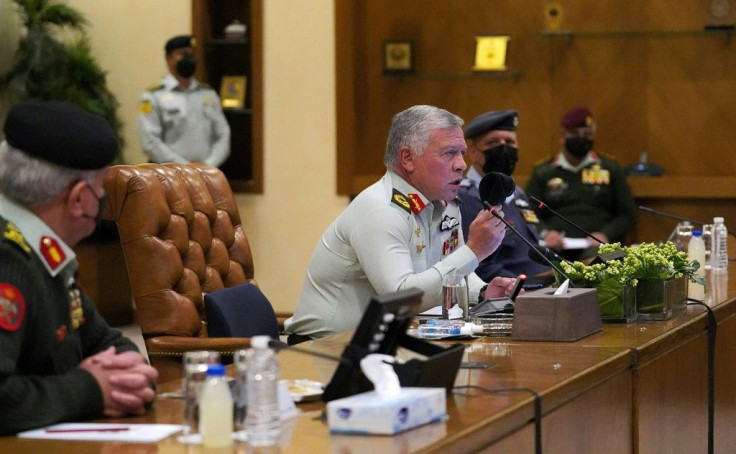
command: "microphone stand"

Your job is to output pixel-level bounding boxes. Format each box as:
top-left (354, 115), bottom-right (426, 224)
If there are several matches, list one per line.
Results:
top-left (528, 196), bottom-right (606, 244)
top-left (483, 201), bottom-right (573, 285)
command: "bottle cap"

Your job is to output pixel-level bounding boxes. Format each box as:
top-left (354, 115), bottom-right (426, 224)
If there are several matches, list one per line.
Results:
top-left (693, 230), bottom-right (702, 236)
top-left (206, 363), bottom-right (226, 376)
top-left (714, 217), bottom-right (724, 223)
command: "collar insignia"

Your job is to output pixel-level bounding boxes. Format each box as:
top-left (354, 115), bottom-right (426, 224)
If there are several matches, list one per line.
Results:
top-left (40, 236), bottom-right (66, 270)
top-left (407, 193), bottom-right (426, 215)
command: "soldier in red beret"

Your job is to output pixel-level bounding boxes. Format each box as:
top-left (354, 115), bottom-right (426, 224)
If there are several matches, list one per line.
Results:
top-left (525, 106), bottom-right (637, 261)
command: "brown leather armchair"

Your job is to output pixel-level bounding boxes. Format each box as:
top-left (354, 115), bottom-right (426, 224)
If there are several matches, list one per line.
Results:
top-left (103, 163), bottom-right (255, 383)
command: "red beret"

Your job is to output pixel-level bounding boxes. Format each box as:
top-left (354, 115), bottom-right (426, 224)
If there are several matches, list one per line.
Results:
top-left (560, 106), bottom-right (594, 129)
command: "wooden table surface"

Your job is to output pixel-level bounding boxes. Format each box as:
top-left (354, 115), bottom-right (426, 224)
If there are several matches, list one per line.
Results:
top-left (2, 270), bottom-right (734, 453)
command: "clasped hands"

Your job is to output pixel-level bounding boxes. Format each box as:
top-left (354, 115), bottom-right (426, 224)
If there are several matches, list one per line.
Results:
top-left (79, 346), bottom-right (158, 417)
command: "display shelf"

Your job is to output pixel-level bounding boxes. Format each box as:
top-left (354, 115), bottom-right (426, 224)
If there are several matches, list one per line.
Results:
top-left (540, 28), bottom-right (734, 43)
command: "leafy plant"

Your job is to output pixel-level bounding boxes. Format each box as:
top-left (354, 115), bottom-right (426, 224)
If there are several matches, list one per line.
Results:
top-left (557, 241), bottom-right (705, 288)
top-left (1, 0), bottom-right (124, 151)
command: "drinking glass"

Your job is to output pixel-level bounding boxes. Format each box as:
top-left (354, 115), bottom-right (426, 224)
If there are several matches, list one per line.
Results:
top-left (441, 271), bottom-right (468, 320)
top-left (180, 350), bottom-right (220, 443)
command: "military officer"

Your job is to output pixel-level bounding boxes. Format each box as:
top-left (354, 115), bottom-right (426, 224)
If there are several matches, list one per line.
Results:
top-left (285, 105), bottom-right (519, 343)
top-left (137, 35), bottom-right (231, 167)
top-left (459, 110), bottom-right (550, 281)
top-left (0, 100), bottom-right (158, 435)
top-left (525, 106), bottom-right (637, 261)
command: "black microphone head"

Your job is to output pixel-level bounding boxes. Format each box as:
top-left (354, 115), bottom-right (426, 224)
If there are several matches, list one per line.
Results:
top-left (479, 171), bottom-right (515, 206)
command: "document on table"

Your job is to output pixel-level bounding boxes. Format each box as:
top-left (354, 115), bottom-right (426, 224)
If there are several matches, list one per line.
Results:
top-left (18, 423), bottom-right (183, 443)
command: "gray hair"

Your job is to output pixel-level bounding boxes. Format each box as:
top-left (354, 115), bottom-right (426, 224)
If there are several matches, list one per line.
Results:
top-left (383, 105), bottom-right (464, 168)
top-left (0, 141), bottom-right (97, 207)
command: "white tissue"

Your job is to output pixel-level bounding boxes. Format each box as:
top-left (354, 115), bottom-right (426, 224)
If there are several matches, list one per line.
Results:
top-left (553, 279), bottom-right (570, 295)
top-left (360, 354), bottom-right (401, 399)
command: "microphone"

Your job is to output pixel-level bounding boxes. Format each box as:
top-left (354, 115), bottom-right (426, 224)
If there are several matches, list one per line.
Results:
top-left (527, 244), bottom-right (572, 266)
top-left (528, 196), bottom-right (606, 245)
top-left (479, 171), bottom-right (516, 206)
top-left (268, 339), bottom-right (352, 366)
top-left (638, 205), bottom-right (736, 239)
top-left (483, 201), bottom-right (573, 285)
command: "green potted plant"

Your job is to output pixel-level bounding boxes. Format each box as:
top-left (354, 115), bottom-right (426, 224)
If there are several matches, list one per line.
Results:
top-left (1, 0), bottom-right (124, 150)
top-left (555, 242), bottom-right (705, 322)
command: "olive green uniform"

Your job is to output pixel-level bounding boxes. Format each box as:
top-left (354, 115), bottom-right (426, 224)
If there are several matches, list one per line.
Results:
top-left (525, 151), bottom-right (637, 258)
top-left (0, 196), bottom-right (139, 435)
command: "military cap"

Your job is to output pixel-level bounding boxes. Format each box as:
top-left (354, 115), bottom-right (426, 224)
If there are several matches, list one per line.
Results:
top-left (560, 105), bottom-right (595, 129)
top-left (3, 99), bottom-right (118, 170)
top-left (165, 35), bottom-right (195, 54)
top-left (464, 110), bottom-right (519, 139)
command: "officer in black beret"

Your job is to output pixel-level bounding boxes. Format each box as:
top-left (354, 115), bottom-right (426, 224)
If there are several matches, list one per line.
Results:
top-left (0, 99), bottom-right (158, 434)
top-left (525, 105), bottom-right (637, 261)
top-left (137, 34), bottom-right (231, 167)
top-left (459, 110), bottom-right (551, 283)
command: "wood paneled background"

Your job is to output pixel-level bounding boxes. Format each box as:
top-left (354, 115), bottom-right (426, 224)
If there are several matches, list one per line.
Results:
top-left (336, 0), bottom-right (736, 244)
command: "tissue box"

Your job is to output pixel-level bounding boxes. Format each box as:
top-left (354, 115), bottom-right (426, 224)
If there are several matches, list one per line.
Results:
top-left (326, 387), bottom-right (446, 435)
top-left (511, 288), bottom-right (602, 341)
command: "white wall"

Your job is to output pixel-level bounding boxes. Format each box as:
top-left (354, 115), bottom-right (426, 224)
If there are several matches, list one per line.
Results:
top-left (0, 0), bottom-right (347, 313)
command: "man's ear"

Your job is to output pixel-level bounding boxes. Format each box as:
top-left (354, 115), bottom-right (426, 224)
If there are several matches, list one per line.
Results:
top-left (65, 180), bottom-right (87, 217)
top-left (398, 146), bottom-right (415, 172)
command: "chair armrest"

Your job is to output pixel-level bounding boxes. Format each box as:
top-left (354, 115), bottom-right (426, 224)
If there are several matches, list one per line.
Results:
top-left (145, 336), bottom-right (252, 357)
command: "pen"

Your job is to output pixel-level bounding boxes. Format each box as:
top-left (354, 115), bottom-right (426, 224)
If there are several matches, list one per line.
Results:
top-left (45, 427), bottom-right (130, 433)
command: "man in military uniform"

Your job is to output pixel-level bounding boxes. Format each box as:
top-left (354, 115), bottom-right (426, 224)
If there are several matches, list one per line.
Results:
top-left (459, 110), bottom-right (550, 281)
top-left (0, 100), bottom-right (158, 435)
top-left (525, 106), bottom-right (637, 261)
top-left (137, 34), bottom-right (231, 167)
top-left (285, 105), bottom-right (518, 343)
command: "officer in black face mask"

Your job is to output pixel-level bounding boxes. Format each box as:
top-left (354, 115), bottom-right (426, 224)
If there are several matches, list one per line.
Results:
top-left (137, 35), bottom-right (231, 167)
top-left (525, 106), bottom-right (637, 262)
top-left (459, 110), bottom-right (551, 282)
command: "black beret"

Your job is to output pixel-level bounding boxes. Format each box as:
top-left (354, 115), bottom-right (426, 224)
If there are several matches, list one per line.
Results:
top-left (4, 99), bottom-right (118, 170)
top-left (560, 105), bottom-right (594, 129)
top-left (464, 110), bottom-right (519, 139)
top-left (165, 35), bottom-right (195, 54)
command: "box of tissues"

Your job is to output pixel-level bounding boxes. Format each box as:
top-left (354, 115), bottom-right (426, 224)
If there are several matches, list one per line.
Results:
top-left (326, 387), bottom-right (446, 435)
top-left (511, 287), bottom-right (601, 341)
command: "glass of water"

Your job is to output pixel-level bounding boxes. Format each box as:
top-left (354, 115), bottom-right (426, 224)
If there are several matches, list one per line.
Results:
top-left (442, 271), bottom-right (468, 320)
top-left (180, 350), bottom-right (220, 443)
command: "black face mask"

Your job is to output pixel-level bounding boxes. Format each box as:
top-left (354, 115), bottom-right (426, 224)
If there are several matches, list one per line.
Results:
top-left (176, 56), bottom-right (197, 78)
top-left (482, 144), bottom-right (519, 176)
top-left (564, 137), bottom-right (594, 158)
top-left (82, 184), bottom-right (106, 228)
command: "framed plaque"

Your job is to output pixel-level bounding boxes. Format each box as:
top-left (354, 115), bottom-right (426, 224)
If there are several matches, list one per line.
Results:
top-left (472, 36), bottom-right (511, 71)
top-left (220, 75), bottom-right (247, 109)
top-left (383, 40), bottom-right (414, 73)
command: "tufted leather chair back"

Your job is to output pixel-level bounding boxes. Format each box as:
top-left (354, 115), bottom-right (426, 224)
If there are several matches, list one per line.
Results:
top-left (103, 163), bottom-right (256, 382)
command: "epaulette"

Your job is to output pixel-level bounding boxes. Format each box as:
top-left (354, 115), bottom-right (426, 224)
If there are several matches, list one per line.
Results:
top-left (145, 82), bottom-right (165, 92)
top-left (2, 221), bottom-right (31, 256)
top-left (390, 188), bottom-right (411, 214)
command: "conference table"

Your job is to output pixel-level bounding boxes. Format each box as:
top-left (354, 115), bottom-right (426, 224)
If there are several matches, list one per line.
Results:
top-left (2, 270), bottom-right (735, 453)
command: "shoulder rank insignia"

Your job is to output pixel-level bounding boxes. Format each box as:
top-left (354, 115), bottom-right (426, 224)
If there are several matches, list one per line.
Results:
top-left (391, 189), bottom-right (411, 214)
top-left (39, 236), bottom-right (66, 271)
top-left (138, 99), bottom-right (153, 115)
top-left (145, 82), bottom-right (165, 92)
top-left (0, 283), bottom-right (25, 332)
top-left (3, 222), bottom-right (31, 255)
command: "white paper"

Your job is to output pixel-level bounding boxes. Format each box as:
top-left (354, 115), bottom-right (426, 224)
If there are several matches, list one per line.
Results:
top-left (419, 304), bottom-right (463, 319)
top-left (562, 237), bottom-right (590, 250)
top-left (18, 423), bottom-right (182, 443)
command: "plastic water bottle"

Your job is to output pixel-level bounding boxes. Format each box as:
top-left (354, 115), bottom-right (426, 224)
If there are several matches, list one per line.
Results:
top-left (200, 363), bottom-right (233, 447)
top-left (245, 335), bottom-right (280, 446)
top-left (711, 217), bottom-right (729, 274)
top-left (688, 230), bottom-right (706, 300)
